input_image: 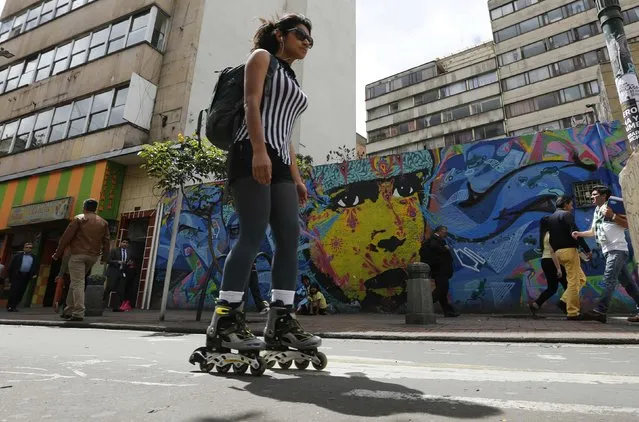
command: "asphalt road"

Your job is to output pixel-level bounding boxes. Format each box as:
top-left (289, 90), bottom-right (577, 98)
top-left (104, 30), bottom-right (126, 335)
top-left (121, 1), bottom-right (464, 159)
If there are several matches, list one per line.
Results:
top-left (1, 326), bottom-right (639, 421)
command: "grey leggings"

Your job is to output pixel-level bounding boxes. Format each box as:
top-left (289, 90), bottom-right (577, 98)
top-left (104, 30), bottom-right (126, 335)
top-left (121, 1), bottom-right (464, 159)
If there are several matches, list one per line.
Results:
top-left (221, 177), bottom-right (300, 295)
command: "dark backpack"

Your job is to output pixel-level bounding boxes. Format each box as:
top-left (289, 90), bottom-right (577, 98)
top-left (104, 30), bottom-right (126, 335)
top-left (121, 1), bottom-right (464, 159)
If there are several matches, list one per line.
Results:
top-left (197, 55), bottom-right (278, 150)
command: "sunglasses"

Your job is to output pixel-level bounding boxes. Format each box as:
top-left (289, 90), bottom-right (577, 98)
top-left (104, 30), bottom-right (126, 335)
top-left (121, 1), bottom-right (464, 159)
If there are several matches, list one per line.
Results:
top-left (287, 28), bottom-right (314, 48)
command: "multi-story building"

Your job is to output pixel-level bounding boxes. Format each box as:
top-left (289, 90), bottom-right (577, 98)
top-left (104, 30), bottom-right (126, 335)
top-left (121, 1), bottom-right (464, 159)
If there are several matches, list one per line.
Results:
top-left (364, 42), bottom-right (506, 156)
top-left (489, 0), bottom-right (639, 135)
top-left (0, 0), bottom-right (355, 310)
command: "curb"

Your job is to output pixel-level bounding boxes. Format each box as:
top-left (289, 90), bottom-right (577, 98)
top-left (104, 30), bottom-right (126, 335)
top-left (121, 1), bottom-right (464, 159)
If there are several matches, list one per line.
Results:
top-left (2, 319), bottom-right (639, 344)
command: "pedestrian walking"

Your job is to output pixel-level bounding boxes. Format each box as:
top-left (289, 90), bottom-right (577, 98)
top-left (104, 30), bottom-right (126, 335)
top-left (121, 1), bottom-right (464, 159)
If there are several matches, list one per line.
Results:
top-left (5, 242), bottom-right (38, 312)
top-left (105, 238), bottom-right (132, 312)
top-left (52, 198), bottom-right (110, 321)
top-left (572, 185), bottom-right (639, 323)
top-left (528, 216), bottom-right (567, 316)
top-left (547, 196), bottom-right (592, 320)
top-left (422, 226), bottom-right (459, 317)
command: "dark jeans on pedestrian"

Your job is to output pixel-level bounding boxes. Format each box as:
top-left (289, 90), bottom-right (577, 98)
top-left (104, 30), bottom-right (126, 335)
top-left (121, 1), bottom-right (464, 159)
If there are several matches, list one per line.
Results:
top-left (595, 250), bottom-right (639, 314)
top-left (536, 258), bottom-right (568, 307)
top-left (7, 273), bottom-right (31, 309)
top-left (432, 275), bottom-right (453, 312)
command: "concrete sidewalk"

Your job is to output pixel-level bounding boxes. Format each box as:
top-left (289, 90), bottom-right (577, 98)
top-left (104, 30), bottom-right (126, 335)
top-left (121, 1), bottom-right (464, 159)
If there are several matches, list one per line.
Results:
top-left (1, 307), bottom-right (639, 344)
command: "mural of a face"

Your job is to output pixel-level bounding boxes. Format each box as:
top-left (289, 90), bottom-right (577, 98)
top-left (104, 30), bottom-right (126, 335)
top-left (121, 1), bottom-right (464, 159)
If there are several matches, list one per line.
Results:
top-left (306, 154), bottom-right (434, 309)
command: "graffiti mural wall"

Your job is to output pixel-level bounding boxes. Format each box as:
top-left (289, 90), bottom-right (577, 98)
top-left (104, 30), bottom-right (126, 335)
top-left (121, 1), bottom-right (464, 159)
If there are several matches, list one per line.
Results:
top-left (153, 122), bottom-right (637, 313)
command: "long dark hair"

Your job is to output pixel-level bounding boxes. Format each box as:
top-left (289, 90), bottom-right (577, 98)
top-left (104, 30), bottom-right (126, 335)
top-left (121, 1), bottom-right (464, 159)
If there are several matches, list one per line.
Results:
top-left (252, 13), bottom-right (312, 54)
top-left (539, 216), bottom-right (550, 254)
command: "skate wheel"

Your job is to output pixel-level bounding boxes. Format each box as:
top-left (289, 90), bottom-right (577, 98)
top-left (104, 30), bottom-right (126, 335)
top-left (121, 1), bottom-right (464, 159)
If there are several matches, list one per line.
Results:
top-left (199, 362), bottom-right (214, 373)
top-left (233, 363), bottom-right (249, 374)
top-left (312, 352), bottom-right (328, 371)
top-left (294, 359), bottom-right (309, 370)
top-left (278, 360), bottom-right (292, 369)
top-left (250, 356), bottom-right (267, 376)
top-left (215, 364), bottom-right (231, 373)
top-left (266, 360), bottom-right (276, 369)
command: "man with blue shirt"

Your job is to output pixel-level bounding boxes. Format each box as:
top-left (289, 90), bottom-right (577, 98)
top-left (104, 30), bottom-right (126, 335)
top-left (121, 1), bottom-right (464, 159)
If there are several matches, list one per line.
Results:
top-left (6, 242), bottom-right (38, 312)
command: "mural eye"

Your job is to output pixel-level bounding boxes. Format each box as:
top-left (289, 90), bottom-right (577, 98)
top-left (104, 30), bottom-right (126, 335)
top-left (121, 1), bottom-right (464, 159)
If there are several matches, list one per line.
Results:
top-left (393, 184), bottom-right (415, 198)
top-left (336, 193), bottom-right (360, 208)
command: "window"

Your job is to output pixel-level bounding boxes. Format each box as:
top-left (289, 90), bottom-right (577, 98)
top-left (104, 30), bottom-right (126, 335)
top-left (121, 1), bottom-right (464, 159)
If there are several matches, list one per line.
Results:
top-left (476, 122), bottom-right (505, 140)
top-left (35, 50), bottom-right (54, 81)
top-left (625, 7), bottom-right (639, 24)
top-left (0, 121), bottom-right (18, 156)
top-left (522, 40), bottom-right (546, 58)
top-left (515, 0), bottom-right (538, 10)
top-left (49, 105), bottom-right (72, 142)
top-left (452, 105), bottom-right (471, 120)
top-left (5, 63), bottom-right (24, 92)
top-left (25, 5), bottom-right (42, 31)
top-left (18, 58), bottom-right (38, 87)
top-left (0, 68), bottom-right (7, 93)
top-left (389, 102), bottom-right (399, 113)
top-left (587, 80), bottom-right (600, 95)
top-left (503, 74), bottom-right (526, 91)
top-left (583, 51), bottom-right (599, 67)
top-left (9, 13), bottom-right (26, 39)
top-left (561, 85), bottom-right (582, 103)
top-left (40, 0), bottom-right (56, 24)
top-left (472, 97), bottom-right (501, 114)
top-left (67, 98), bottom-right (91, 137)
top-left (442, 81), bottom-right (466, 97)
top-left (13, 116), bottom-right (36, 153)
top-left (52, 42), bottom-right (72, 75)
top-left (69, 35), bottom-right (90, 68)
top-left (528, 66), bottom-right (550, 83)
top-left (507, 99), bottom-right (535, 118)
top-left (88, 27), bottom-right (109, 60)
top-left (31, 110), bottom-right (53, 148)
top-left (567, 0), bottom-right (587, 16)
top-left (495, 25), bottom-right (518, 42)
top-left (499, 50), bottom-right (520, 66)
top-left (55, 0), bottom-right (71, 18)
top-left (0, 19), bottom-right (12, 42)
top-left (549, 32), bottom-right (571, 49)
top-left (414, 90), bottom-right (438, 106)
top-left (554, 58), bottom-right (576, 75)
top-left (108, 87), bottom-right (129, 125)
top-left (573, 180), bottom-right (602, 208)
top-left (71, 0), bottom-right (87, 10)
top-left (88, 91), bottom-right (112, 131)
top-left (127, 12), bottom-right (150, 46)
top-left (471, 72), bottom-right (497, 88)
top-left (536, 92), bottom-right (559, 110)
top-left (545, 7), bottom-right (564, 24)
top-left (491, 2), bottom-right (514, 20)
top-left (108, 20), bottom-right (129, 54)
top-left (520, 16), bottom-right (540, 34)
top-left (427, 113), bottom-right (441, 127)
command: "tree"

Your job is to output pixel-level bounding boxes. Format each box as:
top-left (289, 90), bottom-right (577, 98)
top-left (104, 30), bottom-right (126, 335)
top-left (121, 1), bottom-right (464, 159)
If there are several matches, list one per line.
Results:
top-left (139, 134), bottom-right (229, 310)
top-left (326, 145), bottom-right (357, 163)
top-left (296, 153), bottom-right (314, 179)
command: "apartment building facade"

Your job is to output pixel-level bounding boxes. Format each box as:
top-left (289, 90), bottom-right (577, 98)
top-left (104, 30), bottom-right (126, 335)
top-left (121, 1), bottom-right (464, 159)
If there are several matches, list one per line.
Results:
top-left (489, 0), bottom-right (639, 134)
top-left (365, 42), bottom-right (506, 156)
top-left (0, 0), bottom-right (355, 310)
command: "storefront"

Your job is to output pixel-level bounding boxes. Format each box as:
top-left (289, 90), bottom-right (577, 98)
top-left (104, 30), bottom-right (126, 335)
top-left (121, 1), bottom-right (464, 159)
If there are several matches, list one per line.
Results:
top-left (0, 160), bottom-right (125, 308)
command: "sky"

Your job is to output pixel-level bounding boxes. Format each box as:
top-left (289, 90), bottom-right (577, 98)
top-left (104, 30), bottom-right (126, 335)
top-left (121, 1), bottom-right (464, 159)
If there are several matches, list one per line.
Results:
top-left (356, 0), bottom-right (494, 135)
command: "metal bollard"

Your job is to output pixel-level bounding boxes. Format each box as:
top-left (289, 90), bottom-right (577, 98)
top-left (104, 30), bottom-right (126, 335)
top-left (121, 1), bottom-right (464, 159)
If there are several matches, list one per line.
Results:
top-left (405, 262), bottom-right (436, 325)
top-left (85, 275), bottom-right (105, 317)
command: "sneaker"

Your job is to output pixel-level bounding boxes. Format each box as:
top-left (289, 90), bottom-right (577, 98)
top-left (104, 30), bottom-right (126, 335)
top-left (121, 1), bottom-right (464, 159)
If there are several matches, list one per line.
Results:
top-left (444, 310), bottom-right (460, 317)
top-left (566, 314), bottom-right (584, 321)
top-left (585, 310), bottom-right (607, 323)
top-left (264, 302), bottom-right (321, 349)
top-left (260, 301), bottom-right (270, 314)
top-left (556, 300), bottom-right (567, 315)
top-left (528, 301), bottom-right (540, 317)
top-left (67, 316), bottom-right (84, 322)
top-left (628, 314), bottom-right (639, 323)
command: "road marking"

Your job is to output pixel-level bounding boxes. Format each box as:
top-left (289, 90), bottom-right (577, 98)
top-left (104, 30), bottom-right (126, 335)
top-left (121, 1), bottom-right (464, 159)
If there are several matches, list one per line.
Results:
top-left (323, 361), bottom-right (639, 385)
top-left (345, 390), bottom-right (639, 416)
top-left (89, 378), bottom-right (195, 387)
top-left (15, 367), bottom-right (47, 371)
top-left (72, 370), bottom-right (87, 378)
top-left (536, 354), bottom-right (566, 361)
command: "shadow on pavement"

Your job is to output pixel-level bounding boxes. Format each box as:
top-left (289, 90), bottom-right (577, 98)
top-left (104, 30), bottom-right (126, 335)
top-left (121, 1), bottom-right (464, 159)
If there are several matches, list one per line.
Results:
top-left (225, 370), bottom-right (502, 419)
top-left (192, 411), bottom-right (263, 421)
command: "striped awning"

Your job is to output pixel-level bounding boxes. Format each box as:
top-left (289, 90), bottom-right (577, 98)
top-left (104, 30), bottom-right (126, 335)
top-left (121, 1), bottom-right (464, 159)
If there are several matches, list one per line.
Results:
top-left (0, 161), bottom-right (116, 230)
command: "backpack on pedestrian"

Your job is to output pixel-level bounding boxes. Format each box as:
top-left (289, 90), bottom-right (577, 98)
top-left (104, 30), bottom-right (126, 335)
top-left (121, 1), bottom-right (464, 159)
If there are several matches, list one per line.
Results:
top-left (196, 55), bottom-right (279, 150)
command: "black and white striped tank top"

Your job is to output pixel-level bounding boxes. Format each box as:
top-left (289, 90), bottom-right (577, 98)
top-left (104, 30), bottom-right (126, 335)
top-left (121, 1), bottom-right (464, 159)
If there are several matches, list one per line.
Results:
top-left (233, 58), bottom-right (308, 165)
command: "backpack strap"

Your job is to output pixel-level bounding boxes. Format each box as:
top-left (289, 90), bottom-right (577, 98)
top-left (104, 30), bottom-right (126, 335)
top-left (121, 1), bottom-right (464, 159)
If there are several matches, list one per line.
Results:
top-left (263, 55), bottom-right (279, 102)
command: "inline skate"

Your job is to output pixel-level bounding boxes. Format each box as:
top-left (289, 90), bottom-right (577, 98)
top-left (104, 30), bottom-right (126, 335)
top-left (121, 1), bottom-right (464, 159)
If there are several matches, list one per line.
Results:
top-left (189, 302), bottom-right (267, 376)
top-left (262, 301), bottom-right (327, 371)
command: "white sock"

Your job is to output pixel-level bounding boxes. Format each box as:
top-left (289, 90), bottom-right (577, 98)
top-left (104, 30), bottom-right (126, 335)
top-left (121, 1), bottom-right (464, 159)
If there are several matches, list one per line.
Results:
top-left (218, 290), bottom-right (244, 304)
top-left (271, 289), bottom-right (295, 306)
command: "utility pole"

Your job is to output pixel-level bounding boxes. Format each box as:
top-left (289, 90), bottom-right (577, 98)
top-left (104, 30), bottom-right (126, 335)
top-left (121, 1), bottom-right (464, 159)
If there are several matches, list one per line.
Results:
top-left (596, 0), bottom-right (639, 150)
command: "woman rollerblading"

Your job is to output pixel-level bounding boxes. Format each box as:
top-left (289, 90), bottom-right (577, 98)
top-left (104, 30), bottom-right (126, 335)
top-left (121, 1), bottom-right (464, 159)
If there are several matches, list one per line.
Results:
top-left (189, 13), bottom-right (325, 374)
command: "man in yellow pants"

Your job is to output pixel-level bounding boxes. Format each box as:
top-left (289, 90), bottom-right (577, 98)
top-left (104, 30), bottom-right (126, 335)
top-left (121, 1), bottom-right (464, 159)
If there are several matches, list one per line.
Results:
top-left (547, 196), bottom-right (592, 319)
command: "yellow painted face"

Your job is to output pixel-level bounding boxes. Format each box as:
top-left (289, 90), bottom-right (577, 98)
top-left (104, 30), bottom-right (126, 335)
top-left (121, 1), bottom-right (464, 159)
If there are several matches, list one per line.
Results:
top-left (307, 173), bottom-right (425, 301)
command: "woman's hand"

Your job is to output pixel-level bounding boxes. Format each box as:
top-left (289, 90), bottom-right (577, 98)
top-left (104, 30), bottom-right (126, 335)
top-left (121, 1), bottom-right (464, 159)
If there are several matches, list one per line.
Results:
top-left (252, 150), bottom-right (272, 185)
top-left (556, 268), bottom-right (563, 278)
top-left (296, 182), bottom-right (308, 206)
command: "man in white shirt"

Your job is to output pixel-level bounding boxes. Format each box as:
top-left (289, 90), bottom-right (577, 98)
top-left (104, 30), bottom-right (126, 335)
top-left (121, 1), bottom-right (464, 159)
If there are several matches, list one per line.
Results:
top-left (572, 185), bottom-right (639, 323)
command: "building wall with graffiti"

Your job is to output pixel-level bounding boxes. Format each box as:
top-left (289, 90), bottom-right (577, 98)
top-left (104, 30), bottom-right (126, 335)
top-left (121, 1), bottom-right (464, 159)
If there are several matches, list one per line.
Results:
top-left (152, 122), bottom-right (637, 313)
